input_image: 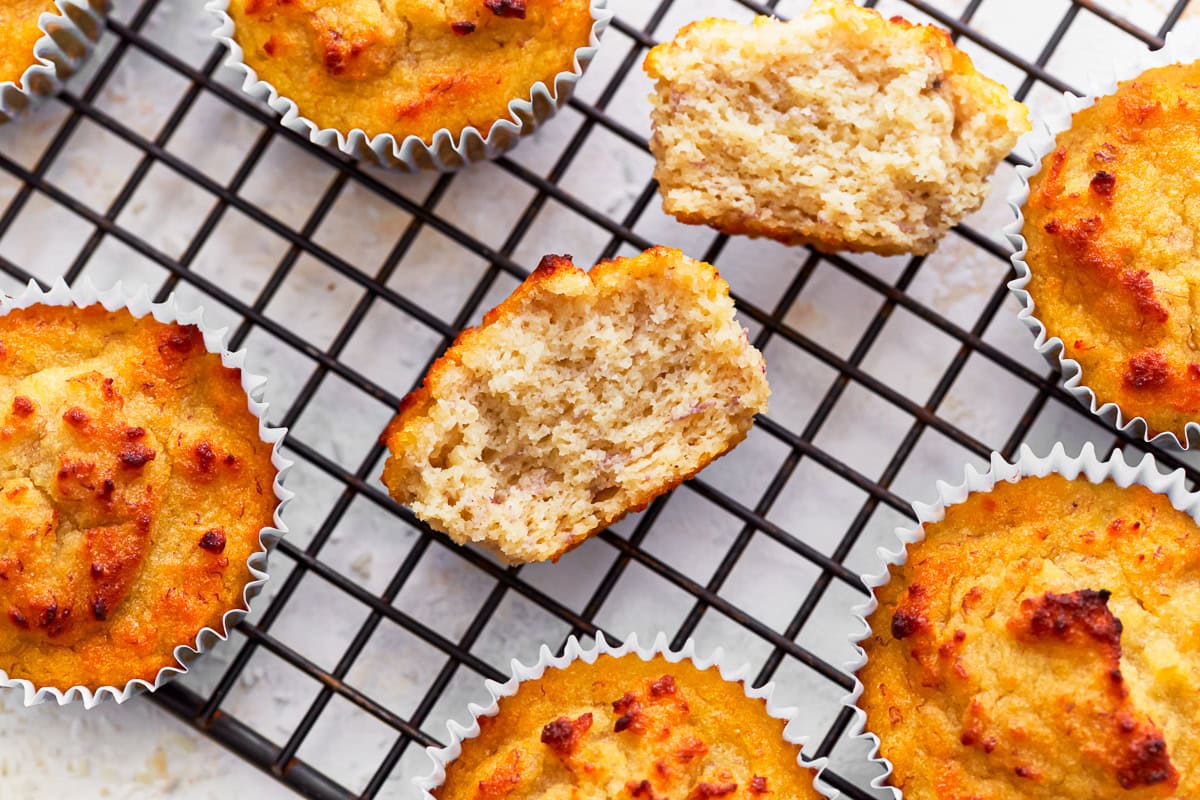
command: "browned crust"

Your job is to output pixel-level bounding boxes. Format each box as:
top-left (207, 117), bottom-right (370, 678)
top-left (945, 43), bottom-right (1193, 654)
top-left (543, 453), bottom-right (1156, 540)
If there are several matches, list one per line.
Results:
top-left (860, 477), bottom-right (1195, 799)
top-left (229, 0), bottom-right (594, 141)
top-left (659, 208), bottom-right (935, 257)
top-left (1008, 590), bottom-right (1179, 792)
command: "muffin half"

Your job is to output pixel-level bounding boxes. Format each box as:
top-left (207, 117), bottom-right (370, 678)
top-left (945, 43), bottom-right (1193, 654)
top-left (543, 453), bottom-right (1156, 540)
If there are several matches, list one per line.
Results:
top-left (381, 247), bottom-right (769, 565)
top-left (1019, 60), bottom-right (1200, 443)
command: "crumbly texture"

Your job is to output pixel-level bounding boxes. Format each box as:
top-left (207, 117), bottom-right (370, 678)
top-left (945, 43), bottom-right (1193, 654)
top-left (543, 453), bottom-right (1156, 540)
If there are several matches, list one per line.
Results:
top-left (436, 654), bottom-right (820, 800)
top-left (0, 306), bottom-right (277, 691)
top-left (227, 0), bottom-right (594, 140)
top-left (643, 1), bottom-right (1029, 256)
top-left (381, 246), bottom-right (769, 565)
top-left (1023, 62), bottom-right (1200, 439)
top-left (0, 0), bottom-right (57, 87)
top-left (859, 476), bottom-right (1200, 799)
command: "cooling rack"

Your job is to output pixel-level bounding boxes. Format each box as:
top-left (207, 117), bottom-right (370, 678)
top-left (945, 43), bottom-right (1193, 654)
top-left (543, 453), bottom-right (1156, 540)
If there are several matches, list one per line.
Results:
top-left (1, 0), bottom-right (1196, 797)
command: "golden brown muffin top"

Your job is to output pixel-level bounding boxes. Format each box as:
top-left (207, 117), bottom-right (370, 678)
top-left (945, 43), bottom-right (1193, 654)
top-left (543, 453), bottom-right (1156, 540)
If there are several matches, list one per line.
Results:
top-left (0, 305), bottom-right (277, 691)
top-left (859, 475), bottom-right (1200, 799)
top-left (381, 247), bottom-right (769, 566)
top-left (0, 0), bottom-right (58, 87)
top-left (227, 0), bottom-right (595, 141)
top-left (436, 653), bottom-right (820, 800)
top-left (1023, 61), bottom-right (1200, 439)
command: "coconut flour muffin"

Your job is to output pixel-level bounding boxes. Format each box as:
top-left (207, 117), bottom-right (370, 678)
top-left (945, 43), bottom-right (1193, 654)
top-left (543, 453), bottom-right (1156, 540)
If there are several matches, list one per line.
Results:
top-left (0, 0), bottom-right (59, 86)
top-left (0, 305), bottom-right (277, 691)
top-left (225, 0), bottom-right (596, 142)
top-left (434, 653), bottom-right (821, 799)
top-left (0, 0), bottom-right (107, 125)
top-left (644, 0), bottom-right (1029, 255)
top-left (859, 475), bottom-right (1199, 799)
top-left (381, 247), bottom-right (769, 565)
top-left (1022, 61), bottom-right (1200, 440)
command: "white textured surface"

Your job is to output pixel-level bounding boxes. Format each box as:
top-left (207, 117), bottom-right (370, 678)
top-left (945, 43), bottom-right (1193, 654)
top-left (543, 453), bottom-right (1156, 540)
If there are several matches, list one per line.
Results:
top-left (0, 0), bottom-right (1197, 798)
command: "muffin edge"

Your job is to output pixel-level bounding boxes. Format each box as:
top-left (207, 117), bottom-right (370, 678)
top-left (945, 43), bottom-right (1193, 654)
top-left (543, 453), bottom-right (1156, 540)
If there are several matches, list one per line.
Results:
top-left (0, 0), bottom-right (108, 124)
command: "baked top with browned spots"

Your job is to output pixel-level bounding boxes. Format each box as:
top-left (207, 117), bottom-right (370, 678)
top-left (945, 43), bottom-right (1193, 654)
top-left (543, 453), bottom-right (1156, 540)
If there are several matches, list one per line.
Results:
top-left (1023, 61), bottom-right (1200, 438)
top-left (0, 0), bottom-right (58, 86)
top-left (859, 475), bottom-right (1200, 800)
top-left (643, 1), bottom-right (1028, 256)
top-left (226, 0), bottom-right (594, 141)
top-left (0, 305), bottom-right (277, 691)
top-left (435, 653), bottom-right (820, 800)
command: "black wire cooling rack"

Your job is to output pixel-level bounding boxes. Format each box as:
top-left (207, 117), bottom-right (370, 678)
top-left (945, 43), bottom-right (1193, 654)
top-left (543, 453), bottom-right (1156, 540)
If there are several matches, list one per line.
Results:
top-left (2, 0), bottom-right (1197, 797)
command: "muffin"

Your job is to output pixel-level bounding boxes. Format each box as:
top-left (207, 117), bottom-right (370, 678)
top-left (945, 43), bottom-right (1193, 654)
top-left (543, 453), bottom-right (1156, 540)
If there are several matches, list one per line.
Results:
top-left (858, 472), bottom-right (1199, 799)
top-left (219, 0), bottom-right (602, 162)
top-left (427, 642), bottom-right (822, 799)
top-left (643, 0), bottom-right (1029, 256)
top-left (0, 0), bottom-right (106, 123)
top-left (0, 304), bottom-right (278, 693)
top-left (381, 246), bottom-right (769, 565)
top-left (1021, 61), bottom-right (1200, 441)
top-left (0, 0), bottom-right (58, 86)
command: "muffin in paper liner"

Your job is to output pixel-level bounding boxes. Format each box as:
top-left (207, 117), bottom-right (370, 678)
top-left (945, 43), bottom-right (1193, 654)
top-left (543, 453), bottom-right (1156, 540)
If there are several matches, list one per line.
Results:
top-left (415, 631), bottom-right (836, 799)
top-left (205, 0), bottom-right (612, 172)
top-left (0, 0), bottom-right (108, 124)
top-left (0, 278), bottom-right (292, 709)
top-left (1004, 30), bottom-right (1200, 449)
top-left (841, 442), bottom-right (1200, 799)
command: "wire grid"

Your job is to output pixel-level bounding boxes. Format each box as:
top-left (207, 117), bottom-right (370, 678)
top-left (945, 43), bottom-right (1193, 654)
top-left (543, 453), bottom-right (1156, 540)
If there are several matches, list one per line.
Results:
top-left (0, 0), bottom-right (1196, 797)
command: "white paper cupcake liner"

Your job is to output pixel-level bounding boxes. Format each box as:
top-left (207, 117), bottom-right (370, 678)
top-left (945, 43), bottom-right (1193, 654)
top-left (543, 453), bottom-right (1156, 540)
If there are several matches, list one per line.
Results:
top-left (0, 0), bottom-right (107, 124)
top-left (0, 278), bottom-right (293, 709)
top-left (1005, 30), bottom-right (1200, 449)
top-left (415, 631), bottom-right (835, 799)
top-left (206, 0), bottom-right (612, 171)
top-left (842, 442), bottom-right (1200, 799)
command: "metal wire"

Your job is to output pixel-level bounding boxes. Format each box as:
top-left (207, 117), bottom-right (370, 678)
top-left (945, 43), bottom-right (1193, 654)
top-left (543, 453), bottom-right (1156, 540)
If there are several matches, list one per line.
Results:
top-left (1, 0), bottom-right (1194, 798)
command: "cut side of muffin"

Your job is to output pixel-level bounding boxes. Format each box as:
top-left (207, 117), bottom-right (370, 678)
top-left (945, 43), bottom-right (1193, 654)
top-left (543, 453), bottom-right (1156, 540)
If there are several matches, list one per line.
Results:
top-left (381, 246), bottom-right (769, 565)
top-left (1022, 61), bottom-right (1200, 440)
top-left (644, 0), bottom-right (1030, 255)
